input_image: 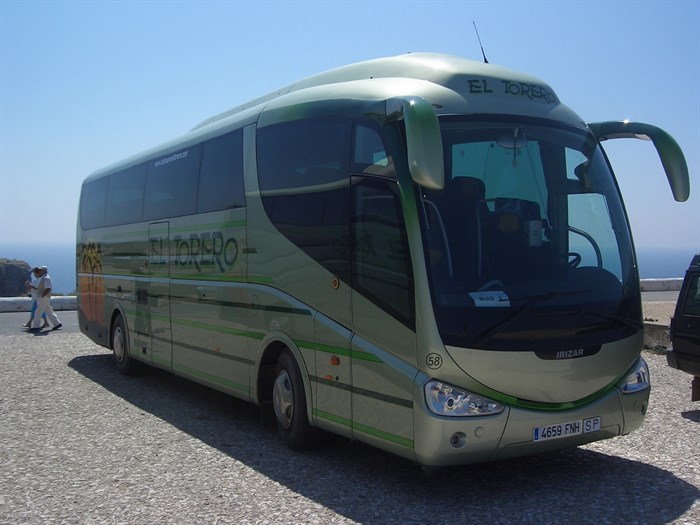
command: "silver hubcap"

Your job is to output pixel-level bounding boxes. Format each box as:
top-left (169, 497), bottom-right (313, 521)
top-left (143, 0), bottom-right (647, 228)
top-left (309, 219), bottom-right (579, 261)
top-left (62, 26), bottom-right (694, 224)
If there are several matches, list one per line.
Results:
top-left (113, 326), bottom-right (125, 362)
top-left (273, 369), bottom-right (293, 429)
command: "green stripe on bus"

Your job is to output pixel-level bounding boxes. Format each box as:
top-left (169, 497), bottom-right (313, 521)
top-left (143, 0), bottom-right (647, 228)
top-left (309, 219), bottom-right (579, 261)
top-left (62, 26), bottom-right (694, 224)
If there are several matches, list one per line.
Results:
top-left (352, 385), bottom-right (413, 408)
top-left (169, 294), bottom-right (312, 317)
top-left (313, 409), bottom-right (413, 449)
top-left (298, 340), bottom-right (351, 356)
top-left (469, 375), bottom-right (624, 411)
top-left (312, 375), bottom-right (412, 408)
top-left (151, 334), bottom-right (255, 365)
top-left (80, 271), bottom-right (275, 285)
top-left (353, 421), bottom-right (413, 448)
top-left (151, 354), bottom-right (171, 368)
top-left (173, 362), bottom-right (250, 394)
top-left (123, 308), bottom-right (265, 341)
top-left (296, 340), bottom-right (383, 363)
top-left (349, 349), bottom-right (383, 363)
top-left (313, 408), bottom-right (351, 427)
top-left (110, 252), bottom-right (145, 257)
top-left (170, 273), bottom-right (248, 283)
top-left (174, 318), bottom-right (264, 340)
top-left (311, 375), bottom-right (353, 392)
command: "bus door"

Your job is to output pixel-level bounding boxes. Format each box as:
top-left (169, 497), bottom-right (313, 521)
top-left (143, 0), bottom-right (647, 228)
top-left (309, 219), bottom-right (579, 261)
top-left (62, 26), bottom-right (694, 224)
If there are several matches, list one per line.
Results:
top-left (350, 176), bottom-right (417, 447)
top-left (310, 183), bottom-right (353, 439)
top-left (148, 221), bottom-right (173, 369)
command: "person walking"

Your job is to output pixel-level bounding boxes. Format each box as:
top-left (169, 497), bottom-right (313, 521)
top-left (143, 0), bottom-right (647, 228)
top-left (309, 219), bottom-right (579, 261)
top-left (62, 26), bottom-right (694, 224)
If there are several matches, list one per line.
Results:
top-left (29, 266), bottom-right (62, 331)
top-left (23, 267), bottom-right (49, 329)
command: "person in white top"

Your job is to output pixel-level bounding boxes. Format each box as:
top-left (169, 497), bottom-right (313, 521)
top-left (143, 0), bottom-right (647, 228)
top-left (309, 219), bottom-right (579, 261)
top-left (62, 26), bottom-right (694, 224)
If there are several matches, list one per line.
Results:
top-left (23, 267), bottom-right (49, 328)
top-left (28, 266), bottom-right (62, 331)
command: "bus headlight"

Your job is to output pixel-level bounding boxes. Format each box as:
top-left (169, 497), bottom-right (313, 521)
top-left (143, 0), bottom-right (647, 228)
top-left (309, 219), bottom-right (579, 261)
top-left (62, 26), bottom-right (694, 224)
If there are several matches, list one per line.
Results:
top-left (621, 358), bottom-right (650, 394)
top-left (425, 380), bottom-right (504, 416)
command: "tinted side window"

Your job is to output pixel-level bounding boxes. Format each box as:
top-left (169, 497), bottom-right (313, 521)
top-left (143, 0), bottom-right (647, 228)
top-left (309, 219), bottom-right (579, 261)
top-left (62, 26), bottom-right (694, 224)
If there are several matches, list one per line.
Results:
top-left (682, 274), bottom-right (700, 316)
top-left (198, 130), bottom-right (245, 212)
top-left (352, 177), bottom-right (414, 327)
top-left (257, 119), bottom-right (350, 190)
top-left (257, 119), bottom-right (351, 283)
top-left (144, 145), bottom-right (201, 221)
top-left (105, 164), bottom-right (146, 226)
top-left (353, 124), bottom-right (391, 176)
top-left (80, 176), bottom-right (109, 229)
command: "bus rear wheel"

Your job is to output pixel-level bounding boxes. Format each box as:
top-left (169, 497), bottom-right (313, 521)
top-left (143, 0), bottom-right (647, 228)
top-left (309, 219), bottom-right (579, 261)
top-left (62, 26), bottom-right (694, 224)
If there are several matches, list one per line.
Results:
top-left (112, 315), bottom-right (136, 375)
top-left (272, 351), bottom-right (317, 450)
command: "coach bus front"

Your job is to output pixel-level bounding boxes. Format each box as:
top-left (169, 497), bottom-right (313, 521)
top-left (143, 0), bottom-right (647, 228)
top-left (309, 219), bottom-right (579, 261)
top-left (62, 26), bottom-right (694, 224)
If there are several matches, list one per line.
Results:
top-left (404, 113), bottom-right (687, 465)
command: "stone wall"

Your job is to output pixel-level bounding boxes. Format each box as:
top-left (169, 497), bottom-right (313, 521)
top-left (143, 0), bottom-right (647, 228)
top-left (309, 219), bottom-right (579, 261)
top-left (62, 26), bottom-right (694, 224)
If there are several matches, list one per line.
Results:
top-left (0, 259), bottom-right (31, 297)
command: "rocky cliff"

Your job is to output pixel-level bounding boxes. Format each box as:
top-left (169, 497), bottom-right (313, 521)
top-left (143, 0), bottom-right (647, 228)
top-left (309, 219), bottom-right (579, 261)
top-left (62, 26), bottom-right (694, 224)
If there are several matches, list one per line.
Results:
top-left (0, 259), bottom-right (31, 297)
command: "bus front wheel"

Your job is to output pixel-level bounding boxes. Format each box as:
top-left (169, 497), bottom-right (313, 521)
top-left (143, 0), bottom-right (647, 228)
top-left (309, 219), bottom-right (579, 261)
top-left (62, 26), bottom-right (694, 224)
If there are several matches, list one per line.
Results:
top-left (112, 315), bottom-right (136, 375)
top-left (272, 351), bottom-right (317, 450)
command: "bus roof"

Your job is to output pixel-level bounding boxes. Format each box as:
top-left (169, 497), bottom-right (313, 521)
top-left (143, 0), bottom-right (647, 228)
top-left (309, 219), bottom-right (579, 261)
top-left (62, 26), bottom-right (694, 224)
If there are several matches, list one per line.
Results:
top-left (86, 52), bottom-right (585, 182)
top-left (192, 52), bottom-right (583, 131)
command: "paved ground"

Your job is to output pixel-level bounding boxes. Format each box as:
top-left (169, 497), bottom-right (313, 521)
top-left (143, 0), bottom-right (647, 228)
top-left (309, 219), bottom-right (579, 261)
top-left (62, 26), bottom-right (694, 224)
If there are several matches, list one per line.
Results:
top-left (1, 293), bottom-right (697, 524)
top-left (0, 311), bottom-right (79, 336)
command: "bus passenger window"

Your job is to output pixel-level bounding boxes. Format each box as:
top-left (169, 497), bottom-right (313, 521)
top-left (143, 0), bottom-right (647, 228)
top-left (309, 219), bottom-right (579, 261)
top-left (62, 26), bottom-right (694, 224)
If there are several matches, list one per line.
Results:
top-left (257, 119), bottom-right (351, 284)
top-left (80, 176), bottom-right (109, 229)
top-left (198, 130), bottom-right (245, 212)
top-left (353, 124), bottom-right (391, 176)
top-left (144, 145), bottom-right (201, 220)
top-left (105, 164), bottom-right (146, 226)
top-left (682, 275), bottom-right (700, 317)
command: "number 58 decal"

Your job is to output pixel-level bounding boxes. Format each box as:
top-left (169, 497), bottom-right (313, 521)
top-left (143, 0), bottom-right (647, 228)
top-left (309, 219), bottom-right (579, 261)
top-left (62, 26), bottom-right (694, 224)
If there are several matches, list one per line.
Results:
top-left (426, 353), bottom-right (443, 369)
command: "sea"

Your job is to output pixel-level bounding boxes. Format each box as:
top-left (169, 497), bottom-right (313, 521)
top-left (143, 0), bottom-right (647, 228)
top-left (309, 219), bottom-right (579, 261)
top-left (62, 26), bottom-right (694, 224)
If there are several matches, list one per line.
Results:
top-left (1, 242), bottom-right (697, 295)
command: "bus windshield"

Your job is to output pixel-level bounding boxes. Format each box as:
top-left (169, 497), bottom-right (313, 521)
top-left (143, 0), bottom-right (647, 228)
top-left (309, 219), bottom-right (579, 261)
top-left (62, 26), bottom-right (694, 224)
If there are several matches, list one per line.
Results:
top-left (420, 117), bottom-right (641, 351)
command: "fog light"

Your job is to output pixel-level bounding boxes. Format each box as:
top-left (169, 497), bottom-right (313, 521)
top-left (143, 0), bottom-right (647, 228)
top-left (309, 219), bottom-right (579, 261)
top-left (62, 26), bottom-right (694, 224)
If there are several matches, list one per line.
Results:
top-left (450, 432), bottom-right (466, 448)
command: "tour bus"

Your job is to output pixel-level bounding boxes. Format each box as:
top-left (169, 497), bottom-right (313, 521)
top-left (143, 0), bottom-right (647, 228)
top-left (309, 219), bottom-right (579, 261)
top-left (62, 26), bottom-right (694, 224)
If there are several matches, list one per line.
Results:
top-left (77, 53), bottom-right (690, 466)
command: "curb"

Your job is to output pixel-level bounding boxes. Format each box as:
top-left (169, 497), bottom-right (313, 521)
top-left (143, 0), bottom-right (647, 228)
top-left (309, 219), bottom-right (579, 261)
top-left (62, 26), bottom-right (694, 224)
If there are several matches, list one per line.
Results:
top-left (0, 296), bottom-right (77, 313)
top-left (639, 278), bottom-right (683, 292)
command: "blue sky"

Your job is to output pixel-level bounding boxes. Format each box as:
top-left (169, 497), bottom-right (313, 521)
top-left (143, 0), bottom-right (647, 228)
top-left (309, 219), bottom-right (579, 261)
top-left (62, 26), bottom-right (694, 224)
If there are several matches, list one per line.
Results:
top-left (1, 0), bottom-right (698, 251)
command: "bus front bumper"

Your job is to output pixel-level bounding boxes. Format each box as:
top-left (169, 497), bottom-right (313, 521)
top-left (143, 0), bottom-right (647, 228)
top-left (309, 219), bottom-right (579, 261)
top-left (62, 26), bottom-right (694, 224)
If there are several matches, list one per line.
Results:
top-left (412, 382), bottom-right (649, 467)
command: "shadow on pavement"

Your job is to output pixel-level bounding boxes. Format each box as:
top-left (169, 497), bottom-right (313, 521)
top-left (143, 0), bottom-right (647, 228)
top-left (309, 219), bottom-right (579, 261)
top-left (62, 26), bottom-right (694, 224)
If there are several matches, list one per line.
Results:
top-left (682, 410), bottom-right (700, 423)
top-left (69, 353), bottom-right (699, 524)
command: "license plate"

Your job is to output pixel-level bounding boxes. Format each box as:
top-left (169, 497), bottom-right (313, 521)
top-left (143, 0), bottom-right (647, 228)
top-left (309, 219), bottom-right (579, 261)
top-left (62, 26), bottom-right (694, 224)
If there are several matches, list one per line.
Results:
top-left (533, 416), bottom-right (601, 442)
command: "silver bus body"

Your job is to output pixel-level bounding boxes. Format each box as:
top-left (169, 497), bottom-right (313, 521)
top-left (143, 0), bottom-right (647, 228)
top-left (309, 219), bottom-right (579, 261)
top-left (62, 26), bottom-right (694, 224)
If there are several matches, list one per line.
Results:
top-left (77, 53), bottom-right (689, 466)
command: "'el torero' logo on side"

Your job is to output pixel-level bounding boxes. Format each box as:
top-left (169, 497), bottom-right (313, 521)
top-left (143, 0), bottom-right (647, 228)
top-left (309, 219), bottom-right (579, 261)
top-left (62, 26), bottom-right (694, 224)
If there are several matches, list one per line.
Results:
top-left (174, 231), bottom-right (239, 272)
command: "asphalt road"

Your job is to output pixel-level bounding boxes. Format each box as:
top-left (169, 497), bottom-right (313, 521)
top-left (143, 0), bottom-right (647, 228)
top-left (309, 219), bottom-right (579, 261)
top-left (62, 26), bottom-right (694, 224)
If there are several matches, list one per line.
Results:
top-left (0, 303), bottom-right (698, 524)
top-left (0, 311), bottom-right (79, 336)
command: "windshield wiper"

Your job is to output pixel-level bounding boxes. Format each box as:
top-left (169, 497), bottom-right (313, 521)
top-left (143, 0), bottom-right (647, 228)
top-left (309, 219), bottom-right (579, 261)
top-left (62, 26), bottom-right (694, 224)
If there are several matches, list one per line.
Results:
top-left (573, 309), bottom-right (643, 331)
top-left (472, 290), bottom-right (588, 348)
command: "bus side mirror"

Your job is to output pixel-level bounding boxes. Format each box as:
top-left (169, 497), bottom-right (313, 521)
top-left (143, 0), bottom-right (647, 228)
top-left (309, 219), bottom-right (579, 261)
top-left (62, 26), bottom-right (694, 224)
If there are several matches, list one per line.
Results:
top-left (396, 97), bottom-right (445, 190)
top-left (588, 120), bottom-right (690, 202)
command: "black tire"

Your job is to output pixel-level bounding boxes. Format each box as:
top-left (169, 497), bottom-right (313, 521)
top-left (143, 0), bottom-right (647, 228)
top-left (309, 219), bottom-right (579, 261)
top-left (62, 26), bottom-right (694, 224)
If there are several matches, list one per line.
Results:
top-left (272, 351), bottom-right (317, 450)
top-left (112, 315), bottom-right (137, 375)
